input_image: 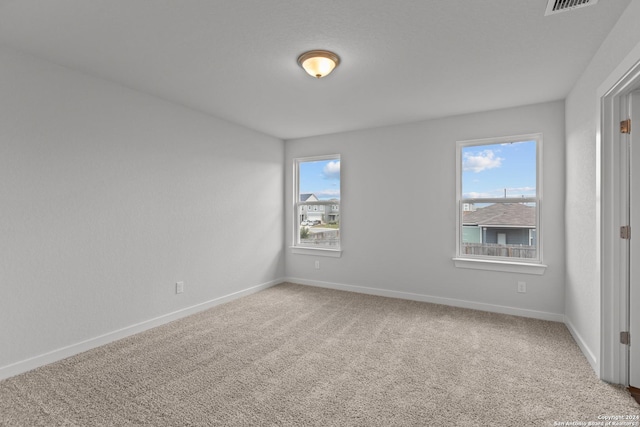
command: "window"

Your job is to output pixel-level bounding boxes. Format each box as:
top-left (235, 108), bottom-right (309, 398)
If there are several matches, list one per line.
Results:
top-left (455, 134), bottom-right (544, 273)
top-left (293, 155), bottom-right (341, 253)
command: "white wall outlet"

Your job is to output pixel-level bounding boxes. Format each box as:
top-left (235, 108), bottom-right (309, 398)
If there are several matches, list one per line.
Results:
top-left (517, 281), bottom-right (526, 293)
top-left (176, 281), bottom-right (184, 294)
top-left (315, 260), bottom-right (320, 269)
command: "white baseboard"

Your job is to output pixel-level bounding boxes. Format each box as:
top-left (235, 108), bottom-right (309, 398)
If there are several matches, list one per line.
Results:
top-left (284, 277), bottom-right (565, 322)
top-left (0, 278), bottom-right (283, 381)
top-left (3, 278), bottom-right (590, 382)
top-left (286, 278), bottom-right (606, 372)
top-left (564, 315), bottom-right (599, 375)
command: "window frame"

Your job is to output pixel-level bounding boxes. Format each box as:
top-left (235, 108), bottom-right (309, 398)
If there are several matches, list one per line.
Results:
top-left (292, 154), bottom-right (342, 257)
top-left (453, 133), bottom-right (546, 275)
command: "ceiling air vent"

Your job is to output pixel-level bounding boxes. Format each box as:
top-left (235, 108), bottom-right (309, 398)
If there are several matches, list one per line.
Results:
top-left (544, 0), bottom-right (599, 16)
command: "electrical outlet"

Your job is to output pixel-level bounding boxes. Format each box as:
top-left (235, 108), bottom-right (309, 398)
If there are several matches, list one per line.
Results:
top-left (315, 260), bottom-right (320, 269)
top-left (517, 281), bottom-right (526, 293)
top-left (176, 281), bottom-right (184, 294)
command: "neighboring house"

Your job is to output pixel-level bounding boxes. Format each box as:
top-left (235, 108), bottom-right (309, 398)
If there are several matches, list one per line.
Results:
top-left (299, 193), bottom-right (340, 224)
top-left (462, 203), bottom-right (477, 212)
top-left (326, 202), bottom-right (340, 223)
top-left (300, 193), bottom-right (318, 203)
top-left (462, 203), bottom-right (536, 246)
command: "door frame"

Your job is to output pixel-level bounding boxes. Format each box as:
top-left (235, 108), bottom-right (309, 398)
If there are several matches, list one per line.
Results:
top-left (599, 51), bottom-right (640, 385)
top-left (628, 90), bottom-right (640, 387)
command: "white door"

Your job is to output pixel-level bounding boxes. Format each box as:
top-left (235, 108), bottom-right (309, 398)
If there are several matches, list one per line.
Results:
top-left (630, 89), bottom-right (640, 388)
top-left (497, 233), bottom-right (506, 245)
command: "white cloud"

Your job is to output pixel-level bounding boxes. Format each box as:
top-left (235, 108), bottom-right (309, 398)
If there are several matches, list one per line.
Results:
top-left (464, 187), bottom-right (536, 199)
top-left (463, 150), bottom-right (503, 173)
top-left (463, 191), bottom-right (495, 199)
top-left (322, 161), bottom-right (340, 180)
top-left (508, 186), bottom-right (536, 194)
top-left (316, 189), bottom-right (340, 199)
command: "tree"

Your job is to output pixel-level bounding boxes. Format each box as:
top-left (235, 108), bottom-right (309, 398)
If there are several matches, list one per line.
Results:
top-left (300, 227), bottom-right (310, 239)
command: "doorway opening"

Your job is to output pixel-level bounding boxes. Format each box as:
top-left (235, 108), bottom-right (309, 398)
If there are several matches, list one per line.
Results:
top-left (600, 56), bottom-right (640, 387)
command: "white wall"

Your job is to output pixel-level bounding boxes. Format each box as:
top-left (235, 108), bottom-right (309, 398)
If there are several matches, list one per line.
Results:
top-left (565, 0), bottom-right (640, 375)
top-left (9, 0), bottom-right (639, 380)
top-left (0, 47), bottom-right (284, 375)
top-left (285, 100), bottom-right (566, 320)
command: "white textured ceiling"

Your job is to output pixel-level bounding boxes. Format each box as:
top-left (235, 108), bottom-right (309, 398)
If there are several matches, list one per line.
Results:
top-left (0, 0), bottom-right (631, 139)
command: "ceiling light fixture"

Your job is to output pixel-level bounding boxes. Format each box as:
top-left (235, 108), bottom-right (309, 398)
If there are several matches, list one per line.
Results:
top-left (297, 50), bottom-right (340, 79)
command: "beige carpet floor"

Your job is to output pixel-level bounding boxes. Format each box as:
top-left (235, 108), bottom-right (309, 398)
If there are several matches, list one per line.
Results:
top-left (1, 282), bottom-right (639, 426)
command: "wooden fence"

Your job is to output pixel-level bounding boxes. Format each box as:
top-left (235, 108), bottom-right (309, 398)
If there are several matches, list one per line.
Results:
top-left (462, 243), bottom-right (536, 259)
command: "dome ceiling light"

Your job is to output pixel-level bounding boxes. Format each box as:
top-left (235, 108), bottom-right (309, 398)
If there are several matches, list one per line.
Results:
top-left (297, 50), bottom-right (340, 79)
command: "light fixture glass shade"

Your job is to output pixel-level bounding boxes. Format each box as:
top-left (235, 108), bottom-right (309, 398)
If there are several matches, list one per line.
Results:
top-left (297, 50), bottom-right (340, 79)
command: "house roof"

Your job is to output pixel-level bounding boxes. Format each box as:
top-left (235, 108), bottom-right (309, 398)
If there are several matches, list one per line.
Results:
top-left (300, 195), bottom-right (340, 203)
top-left (463, 203), bottom-right (535, 228)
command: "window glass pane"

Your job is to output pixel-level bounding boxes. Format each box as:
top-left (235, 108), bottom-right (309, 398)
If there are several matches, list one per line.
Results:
top-left (461, 202), bottom-right (537, 259)
top-left (462, 140), bottom-right (536, 199)
top-left (298, 158), bottom-right (340, 247)
top-left (458, 135), bottom-right (540, 263)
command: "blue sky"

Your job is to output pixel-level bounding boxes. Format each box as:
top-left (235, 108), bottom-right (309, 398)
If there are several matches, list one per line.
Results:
top-left (462, 140), bottom-right (536, 199)
top-left (299, 159), bottom-right (340, 200)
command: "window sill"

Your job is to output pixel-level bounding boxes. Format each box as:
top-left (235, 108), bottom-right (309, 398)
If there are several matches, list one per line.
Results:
top-left (291, 246), bottom-right (342, 258)
top-left (452, 257), bottom-right (547, 275)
